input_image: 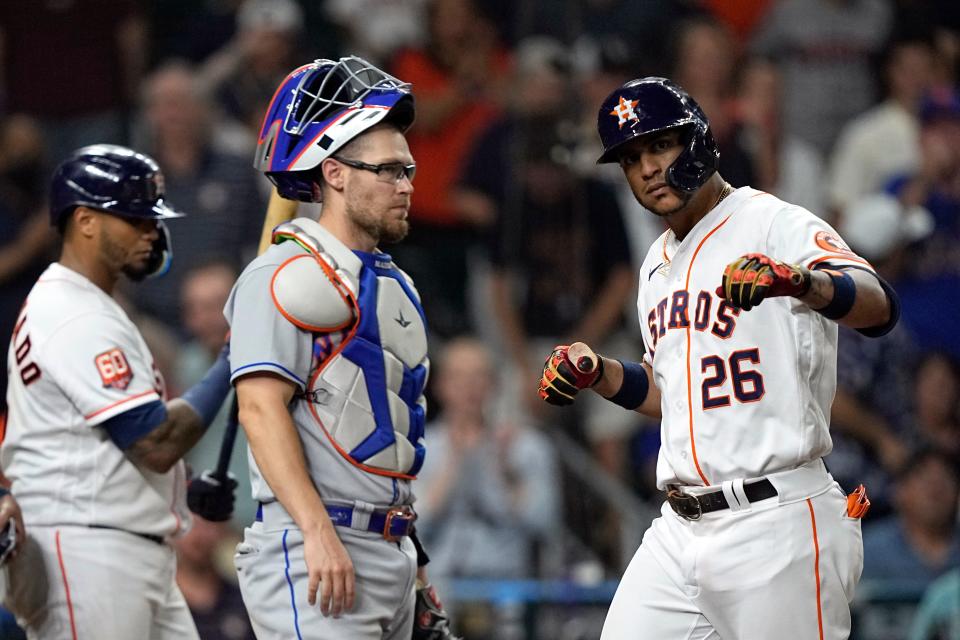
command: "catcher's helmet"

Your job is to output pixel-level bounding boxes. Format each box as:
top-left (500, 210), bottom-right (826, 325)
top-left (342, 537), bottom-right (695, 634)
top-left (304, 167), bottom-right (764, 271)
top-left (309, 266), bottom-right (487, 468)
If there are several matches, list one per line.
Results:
top-left (254, 56), bottom-right (415, 202)
top-left (50, 144), bottom-right (184, 226)
top-left (597, 77), bottom-right (718, 192)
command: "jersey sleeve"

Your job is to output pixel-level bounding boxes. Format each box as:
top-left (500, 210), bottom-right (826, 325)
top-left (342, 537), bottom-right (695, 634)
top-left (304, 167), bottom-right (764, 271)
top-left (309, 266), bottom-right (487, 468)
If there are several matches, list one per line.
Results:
top-left (766, 204), bottom-right (874, 273)
top-left (38, 312), bottom-right (162, 427)
top-left (225, 262), bottom-right (314, 389)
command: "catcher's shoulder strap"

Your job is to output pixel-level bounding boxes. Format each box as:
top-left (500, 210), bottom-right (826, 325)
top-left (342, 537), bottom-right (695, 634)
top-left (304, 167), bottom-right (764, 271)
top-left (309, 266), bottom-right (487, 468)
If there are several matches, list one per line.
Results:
top-left (270, 218), bottom-right (360, 332)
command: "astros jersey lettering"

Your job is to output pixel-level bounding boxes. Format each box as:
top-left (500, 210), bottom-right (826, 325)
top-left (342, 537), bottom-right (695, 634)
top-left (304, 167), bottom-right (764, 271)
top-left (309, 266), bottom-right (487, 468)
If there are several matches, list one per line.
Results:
top-left (637, 187), bottom-right (873, 488)
top-left (2, 262), bottom-right (189, 537)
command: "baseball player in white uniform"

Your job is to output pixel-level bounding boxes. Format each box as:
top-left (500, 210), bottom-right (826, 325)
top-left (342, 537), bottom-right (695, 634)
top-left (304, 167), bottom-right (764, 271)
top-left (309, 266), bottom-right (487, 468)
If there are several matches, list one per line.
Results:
top-left (230, 57), bottom-right (457, 640)
top-left (1, 144), bottom-right (234, 639)
top-left (539, 77), bottom-right (898, 639)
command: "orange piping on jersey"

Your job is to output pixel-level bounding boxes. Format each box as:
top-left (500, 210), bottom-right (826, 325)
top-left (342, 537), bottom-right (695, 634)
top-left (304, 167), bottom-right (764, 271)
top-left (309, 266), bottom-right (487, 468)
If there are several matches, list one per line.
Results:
top-left (683, 213), bottom-right (735, 485)
top-left (55, 530), bottom-right (79, 640)
top-left (807, 254), bottom-right (872, 270)
top-left (270, 254), bottom-right (356, 333)
top-left (806, 499), bottom-right (825, 640)
top-left (83, 389), bottom-right (158, 421)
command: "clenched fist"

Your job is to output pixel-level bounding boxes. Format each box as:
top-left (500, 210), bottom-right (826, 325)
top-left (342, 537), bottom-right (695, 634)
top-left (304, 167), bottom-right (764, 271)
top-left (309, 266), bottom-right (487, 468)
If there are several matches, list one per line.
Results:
top-left (538, 343), bottom-right (603, 406)
top-left (716, 253), bottom-right (811, 311)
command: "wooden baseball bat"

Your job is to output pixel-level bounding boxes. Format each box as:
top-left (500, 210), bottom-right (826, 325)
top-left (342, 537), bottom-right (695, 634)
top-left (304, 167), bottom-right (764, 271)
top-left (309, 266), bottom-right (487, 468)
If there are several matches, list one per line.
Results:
top-left (569, 342), bottom-right (599, 374)
top-left (212, 188), bottom-right (299, 481)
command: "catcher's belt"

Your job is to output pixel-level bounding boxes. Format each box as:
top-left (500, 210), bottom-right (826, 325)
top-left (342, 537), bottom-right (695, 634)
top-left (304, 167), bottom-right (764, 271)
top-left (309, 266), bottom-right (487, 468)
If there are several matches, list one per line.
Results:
top-left (666, 478), bottom-right (778, 521)
top-left (256, 501), bottom-right (416, 541)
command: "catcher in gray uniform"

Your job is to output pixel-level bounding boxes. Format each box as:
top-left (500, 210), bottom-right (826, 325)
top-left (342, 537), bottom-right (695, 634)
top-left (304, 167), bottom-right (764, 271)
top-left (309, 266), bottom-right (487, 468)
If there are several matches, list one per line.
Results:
top-left (227, 57), bottom-right (457, 639)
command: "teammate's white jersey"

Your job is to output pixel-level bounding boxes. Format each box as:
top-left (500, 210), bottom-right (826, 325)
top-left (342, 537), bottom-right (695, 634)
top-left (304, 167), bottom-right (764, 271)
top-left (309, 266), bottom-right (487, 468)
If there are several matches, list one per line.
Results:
top-left (2, 263), bottom-right (189, 538)
top-left (637, 187), bottom-right (873, 489)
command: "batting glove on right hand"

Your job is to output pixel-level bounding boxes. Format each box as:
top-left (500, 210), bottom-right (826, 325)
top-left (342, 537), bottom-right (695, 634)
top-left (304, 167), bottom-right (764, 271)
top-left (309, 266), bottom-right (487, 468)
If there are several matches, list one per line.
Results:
top-left (716, 253), bottom-right (811, 311)
top-left (538, 343), bottom-right (604, 406)
top-left (186, 470), bottom-right (238, 522)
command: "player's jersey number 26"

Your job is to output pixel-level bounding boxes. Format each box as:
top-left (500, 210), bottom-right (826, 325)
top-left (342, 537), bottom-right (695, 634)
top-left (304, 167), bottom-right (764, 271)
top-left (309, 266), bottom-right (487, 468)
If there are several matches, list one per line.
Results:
top-left (699, 347), bottom-right (764, 410)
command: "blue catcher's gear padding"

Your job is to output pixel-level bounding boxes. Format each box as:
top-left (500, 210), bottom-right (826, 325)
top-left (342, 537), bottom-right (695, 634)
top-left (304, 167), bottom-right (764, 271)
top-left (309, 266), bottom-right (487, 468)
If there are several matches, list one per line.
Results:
top-left (254, 56), bottom-right (416, 203)
top-left (597, 76), bottom-right (719, 192)
top-left (49, 144), bottom-right (184, 226)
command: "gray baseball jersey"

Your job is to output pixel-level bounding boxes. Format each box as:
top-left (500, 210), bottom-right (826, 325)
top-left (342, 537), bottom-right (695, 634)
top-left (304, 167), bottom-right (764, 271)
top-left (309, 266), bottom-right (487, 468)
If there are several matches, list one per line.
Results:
top-left (226, 218), bottom-right (429, 639)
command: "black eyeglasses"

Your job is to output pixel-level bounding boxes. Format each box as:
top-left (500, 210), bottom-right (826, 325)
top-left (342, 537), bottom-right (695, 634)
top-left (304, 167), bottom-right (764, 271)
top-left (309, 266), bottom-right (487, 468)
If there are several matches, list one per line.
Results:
top-left (333, 156), bottom-right (416, 184)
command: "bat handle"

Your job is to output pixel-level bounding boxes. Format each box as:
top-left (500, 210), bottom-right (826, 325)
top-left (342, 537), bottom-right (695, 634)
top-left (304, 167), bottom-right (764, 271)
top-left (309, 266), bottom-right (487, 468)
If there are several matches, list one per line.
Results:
top-left (568, 342), bottom-right (598, 374)
top-left (212, 394), bottom-right (240, 482)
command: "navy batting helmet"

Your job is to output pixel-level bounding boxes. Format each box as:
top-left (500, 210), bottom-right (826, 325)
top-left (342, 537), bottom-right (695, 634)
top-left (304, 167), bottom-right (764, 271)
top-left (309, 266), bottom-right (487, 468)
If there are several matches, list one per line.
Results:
top-left (597, 77), bottom-right (718, 192)
top-left (49, 144), bottom-right (184, 227)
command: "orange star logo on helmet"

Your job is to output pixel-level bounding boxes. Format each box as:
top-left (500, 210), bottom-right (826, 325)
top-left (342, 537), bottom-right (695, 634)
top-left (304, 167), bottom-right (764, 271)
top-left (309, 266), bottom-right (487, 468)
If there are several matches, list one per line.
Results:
top-left (610, 96), bottom-right (640, 129)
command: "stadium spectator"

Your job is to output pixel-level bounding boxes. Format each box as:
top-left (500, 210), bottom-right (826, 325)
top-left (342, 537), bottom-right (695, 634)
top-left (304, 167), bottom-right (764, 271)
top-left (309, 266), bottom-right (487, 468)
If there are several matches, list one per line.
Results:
top-left (127, 61), bottom-right (266, 330)
top-left (853, 88), bottom-right (960, 358)
top-left (200, 0), bottom-right (312, 137)
top-left (827, 36), bottom-right (936, 222)
top-left (388, 0), bottom-right (510, 337)
top-left (175, 261), bottom-right (256, 528)
top-left (415, 337), bottom-right (561, 579)
top-left (731, 56), bottom-right (826, 215)
top-left (861, 448), bottom-right (960, 588)
top-left (749, 0), bottom-right (893, 157)
top-left (670, 15), bottom-right (754, 188)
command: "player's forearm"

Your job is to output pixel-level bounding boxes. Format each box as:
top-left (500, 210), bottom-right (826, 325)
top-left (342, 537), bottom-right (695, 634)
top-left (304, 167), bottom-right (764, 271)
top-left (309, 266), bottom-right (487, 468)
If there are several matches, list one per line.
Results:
top-left (799, 268), bottom-right (892, 330)
top-left (237, 391), bottom-right (330, 535)
top-left (593, 358), bottom-right (661, 418)
top-left (126, 399), bottom-right (207, 473)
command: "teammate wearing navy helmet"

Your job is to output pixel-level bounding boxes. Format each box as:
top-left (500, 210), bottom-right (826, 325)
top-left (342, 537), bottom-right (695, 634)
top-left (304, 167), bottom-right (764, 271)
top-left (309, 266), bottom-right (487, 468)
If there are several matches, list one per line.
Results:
top-left (229, 57), bottom-right (456, 639)
top-left (2, 144), bottom-right (234, 639)
top-left (540, 77), bottom-right (900, 639)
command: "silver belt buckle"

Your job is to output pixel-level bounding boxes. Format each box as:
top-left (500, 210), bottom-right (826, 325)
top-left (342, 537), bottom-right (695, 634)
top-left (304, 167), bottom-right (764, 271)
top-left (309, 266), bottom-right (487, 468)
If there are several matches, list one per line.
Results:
top-left (666, 486), bottom-right (703, 521)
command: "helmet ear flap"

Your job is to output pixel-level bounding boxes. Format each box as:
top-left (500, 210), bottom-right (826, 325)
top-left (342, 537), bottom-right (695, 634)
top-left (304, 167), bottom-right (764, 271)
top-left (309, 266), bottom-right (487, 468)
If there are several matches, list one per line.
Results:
top-left (666, 123), bottom-right (719, 192)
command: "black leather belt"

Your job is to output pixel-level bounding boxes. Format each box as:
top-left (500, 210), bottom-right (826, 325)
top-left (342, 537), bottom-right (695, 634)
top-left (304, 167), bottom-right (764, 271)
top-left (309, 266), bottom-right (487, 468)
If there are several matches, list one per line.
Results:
top-left (666, 479), bottom-right (778, 521)
top-left (88, 524), bottom-right (164, 545)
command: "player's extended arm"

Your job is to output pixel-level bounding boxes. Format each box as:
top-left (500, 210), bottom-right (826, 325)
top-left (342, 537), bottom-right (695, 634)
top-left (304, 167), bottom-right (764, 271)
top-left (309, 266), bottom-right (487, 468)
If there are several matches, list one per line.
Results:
top-left (717, 253), bottom-right (897, 333)
top-left (539, 343), bottom-right (661, 418)
top-left (235, 372), bottom-right (356, 618)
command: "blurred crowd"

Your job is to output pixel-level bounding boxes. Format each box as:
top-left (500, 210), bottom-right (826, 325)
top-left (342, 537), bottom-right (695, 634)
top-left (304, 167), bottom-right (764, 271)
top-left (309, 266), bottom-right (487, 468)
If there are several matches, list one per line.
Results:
top-left (2, 0), bottom-right (960, 638)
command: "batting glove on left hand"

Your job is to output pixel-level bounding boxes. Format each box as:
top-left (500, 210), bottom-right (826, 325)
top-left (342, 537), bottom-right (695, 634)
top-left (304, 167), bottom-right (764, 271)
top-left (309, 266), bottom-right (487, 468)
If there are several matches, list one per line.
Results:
top-left (187, 470), bottom-right (238, 522)
top-left (538, 343), bottom-right (604, 406)
top-left (716, 253), bottom-right (811, 311)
